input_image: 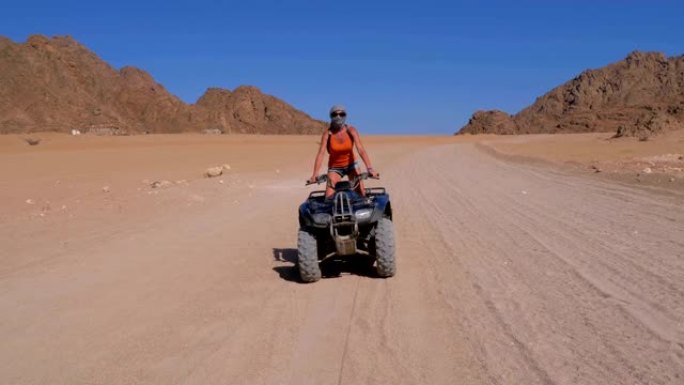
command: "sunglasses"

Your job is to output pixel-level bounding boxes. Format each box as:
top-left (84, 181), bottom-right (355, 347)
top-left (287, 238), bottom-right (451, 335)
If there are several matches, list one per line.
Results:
top-left (330, 112), bottom-right (346, 118)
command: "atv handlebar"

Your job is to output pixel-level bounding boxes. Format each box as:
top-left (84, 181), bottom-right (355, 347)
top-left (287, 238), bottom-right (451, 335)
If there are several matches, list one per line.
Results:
top-left (305, 172), bottom-right (379, 186)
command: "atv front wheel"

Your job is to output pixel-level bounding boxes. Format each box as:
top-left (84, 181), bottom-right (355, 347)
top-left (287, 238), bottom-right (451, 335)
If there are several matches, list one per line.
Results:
top-left (297, 230), bottom-right (322, 282)
top-left (374, 218), bottom-right (396, 277)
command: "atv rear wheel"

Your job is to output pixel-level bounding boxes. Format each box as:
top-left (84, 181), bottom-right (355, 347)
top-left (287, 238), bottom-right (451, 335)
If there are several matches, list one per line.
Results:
top-left (374, 218), bottom-right (396, 277)
top-left (297, 230), bottom-right (321, 282)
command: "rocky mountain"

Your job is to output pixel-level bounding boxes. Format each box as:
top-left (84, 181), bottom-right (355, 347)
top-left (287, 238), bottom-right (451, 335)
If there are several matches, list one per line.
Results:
top-left (459, 51), bottom-right (684, 137)
top-left (0, 35), bottom-right (326, 134)
top-left (195, 86), bottom-right (325, 134)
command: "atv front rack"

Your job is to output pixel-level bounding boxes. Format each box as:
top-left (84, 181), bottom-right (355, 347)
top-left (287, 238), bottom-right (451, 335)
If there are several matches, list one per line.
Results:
top-left (365, 187), bottom-right (386, 196)
top-left (308, 187), bottom-right (385, 200)
top-left (331, 191), bottom-right (358, 255)
top-left (308, 190), bottom-right (327, 199)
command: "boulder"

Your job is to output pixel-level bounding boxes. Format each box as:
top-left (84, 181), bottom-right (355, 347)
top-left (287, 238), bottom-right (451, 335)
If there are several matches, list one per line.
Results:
top-left (205, 167), bottom-right (223, 178)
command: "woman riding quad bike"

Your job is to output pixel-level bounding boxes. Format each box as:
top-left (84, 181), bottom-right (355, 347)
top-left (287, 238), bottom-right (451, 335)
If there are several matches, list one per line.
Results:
top-left (298, 106), bottom-right (395, 282)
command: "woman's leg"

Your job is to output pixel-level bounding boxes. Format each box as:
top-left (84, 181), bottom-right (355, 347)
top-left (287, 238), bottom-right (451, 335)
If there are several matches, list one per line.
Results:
top-left (348, 168), bottom-right (366, 197)
top-left (326, 171), bottom-right (341, 198)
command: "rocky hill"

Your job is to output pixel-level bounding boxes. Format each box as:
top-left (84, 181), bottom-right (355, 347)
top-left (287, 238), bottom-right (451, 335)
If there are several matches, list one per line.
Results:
top-left (459, 51), bottom-right (684, 137)
top-left (0, 35), bottom-right (326, 134)
top-left (195, 86), bottom-right (325, 134)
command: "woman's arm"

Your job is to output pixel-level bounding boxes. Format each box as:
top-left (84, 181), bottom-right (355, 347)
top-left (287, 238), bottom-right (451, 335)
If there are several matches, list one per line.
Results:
top-left (310, 129), bottom-right (329, 182)
top-left (348, 126), bottom-right (377, 177)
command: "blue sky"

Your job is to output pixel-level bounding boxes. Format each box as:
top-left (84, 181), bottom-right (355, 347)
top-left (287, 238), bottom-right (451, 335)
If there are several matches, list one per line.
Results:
top-left (2, 1), bottom-right (683, 134)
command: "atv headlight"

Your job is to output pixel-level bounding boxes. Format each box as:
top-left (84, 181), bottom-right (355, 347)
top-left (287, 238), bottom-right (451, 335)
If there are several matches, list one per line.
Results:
top-left (312, 213), bottom-right (331, 226)
top-left (355, 208), bottom-right (372, 220)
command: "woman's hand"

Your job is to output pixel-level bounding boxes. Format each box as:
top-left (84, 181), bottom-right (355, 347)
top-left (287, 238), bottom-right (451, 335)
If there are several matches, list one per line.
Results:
top-left (368, 168), bottom-right (379, 178)
top-left (308, 175), bottom-right (318, 184)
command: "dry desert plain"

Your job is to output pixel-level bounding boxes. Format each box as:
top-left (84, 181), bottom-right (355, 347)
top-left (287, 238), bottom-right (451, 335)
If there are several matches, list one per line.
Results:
top-left (1, 132), bottom-right (683, 384)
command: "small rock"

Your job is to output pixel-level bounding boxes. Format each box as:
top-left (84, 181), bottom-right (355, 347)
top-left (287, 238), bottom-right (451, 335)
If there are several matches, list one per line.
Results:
top-left (102, 186), bottom-right (110, 193)
top-left (642, 167), bottom-right (652, 174)
top-left (218, 180), bottom-right (224, 184)
top-left (670, 177), bottom-right (676, 182)
top-left (151, 180), bottom-right (172, 189)
top-left (205, 167), bottom-right (223, 178)
top-left (25, 137), bottom-right (41, 146)
top-left (175, 180), bottom-right (187, 185)
top-left (25, 199), bottom-right (35, 205)
top-left (221, 164), bottom-right (231, 171)
top-left (521, 190), bottom-right (528, 195)
top-left (590, 165), bottom-right (601, 173)
top-left (275, 169), bottom-right (280, 174)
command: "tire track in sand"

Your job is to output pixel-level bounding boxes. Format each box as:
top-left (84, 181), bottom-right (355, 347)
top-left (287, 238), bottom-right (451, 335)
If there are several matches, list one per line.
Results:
top-left (384, 143), bottom-right (684, 385)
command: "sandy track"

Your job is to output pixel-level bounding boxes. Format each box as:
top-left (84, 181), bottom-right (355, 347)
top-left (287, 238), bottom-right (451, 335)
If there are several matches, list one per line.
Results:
top-left (391, 145), bottom-right (684, 384)
top-left (1, 140), bottom-right (683, 384)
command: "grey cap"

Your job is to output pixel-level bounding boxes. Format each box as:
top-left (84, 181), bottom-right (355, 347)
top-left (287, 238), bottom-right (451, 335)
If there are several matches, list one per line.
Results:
top-left (329, 105), bottom-right (346, 115)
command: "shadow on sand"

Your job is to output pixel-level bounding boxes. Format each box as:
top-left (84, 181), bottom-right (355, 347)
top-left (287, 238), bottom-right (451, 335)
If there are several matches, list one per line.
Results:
top-left (272, 248), bottom-right (376, 283)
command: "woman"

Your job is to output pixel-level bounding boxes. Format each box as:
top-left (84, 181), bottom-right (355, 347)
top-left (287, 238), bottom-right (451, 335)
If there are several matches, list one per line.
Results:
top-left (309, 105), bottom-right (378, 198)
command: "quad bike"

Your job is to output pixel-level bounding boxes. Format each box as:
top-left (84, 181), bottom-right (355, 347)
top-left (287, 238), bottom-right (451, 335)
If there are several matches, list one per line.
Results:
top-left (297, 172), bottom-right (396, 282)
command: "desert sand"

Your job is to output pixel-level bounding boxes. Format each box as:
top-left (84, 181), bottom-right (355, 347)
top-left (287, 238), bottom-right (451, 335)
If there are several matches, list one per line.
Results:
top-left (1, 133), bottom-right (683, 384)
top-left (476, 130), bottom-right (684, 191)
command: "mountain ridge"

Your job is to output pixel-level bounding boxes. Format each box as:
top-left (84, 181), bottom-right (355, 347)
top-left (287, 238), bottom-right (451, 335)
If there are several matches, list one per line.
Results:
top-left (0, 35), bottom-right (326, 135)
top-left (458, 51), bottom-right (684, 137)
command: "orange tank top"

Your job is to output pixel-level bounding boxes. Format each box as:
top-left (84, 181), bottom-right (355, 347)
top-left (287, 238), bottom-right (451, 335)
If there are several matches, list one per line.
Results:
top-left (327, 126), bottom-right (355, 168)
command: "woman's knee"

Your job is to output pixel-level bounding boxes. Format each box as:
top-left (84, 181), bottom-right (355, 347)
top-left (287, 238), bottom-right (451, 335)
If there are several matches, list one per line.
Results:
top-left (326, 172), bottom-right (340, 196)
